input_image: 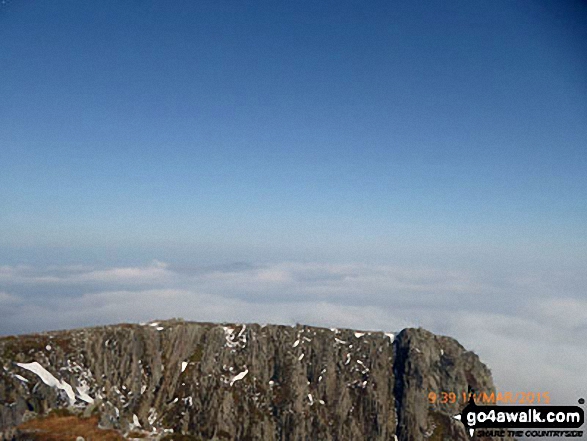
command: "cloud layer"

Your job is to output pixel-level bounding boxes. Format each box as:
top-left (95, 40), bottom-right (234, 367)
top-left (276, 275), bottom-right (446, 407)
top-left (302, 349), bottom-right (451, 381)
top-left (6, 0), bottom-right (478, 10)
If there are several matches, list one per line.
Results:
top-left (0, 260), bottom-right (585, 407)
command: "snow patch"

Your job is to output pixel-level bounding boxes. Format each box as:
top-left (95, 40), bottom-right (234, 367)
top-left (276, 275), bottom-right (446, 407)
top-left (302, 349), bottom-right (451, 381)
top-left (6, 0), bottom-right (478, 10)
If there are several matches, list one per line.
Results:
top-left (237, 324), bottom-right (247, 341)
top-left (16, 362), bottom-right (76, 406)
top-left (148, 408), bottom-right (158, 426)
top-left (223, 325), bottom-right (247, 349)
top-left (76, 385), bottom-right (94, 404)
top-left (230, 368), bottom-right (248, 386)
top-left (356, 359), bottom-right (369, 372)
top-left (181, 361), bottom-right (188, 373)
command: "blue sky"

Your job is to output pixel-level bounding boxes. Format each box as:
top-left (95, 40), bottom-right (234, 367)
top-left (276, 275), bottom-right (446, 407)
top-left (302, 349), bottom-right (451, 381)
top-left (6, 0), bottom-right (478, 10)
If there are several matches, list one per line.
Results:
top-left (0, 0), bottom-right (586, 409)
top-left (2, 0), bottom-right (586, 264)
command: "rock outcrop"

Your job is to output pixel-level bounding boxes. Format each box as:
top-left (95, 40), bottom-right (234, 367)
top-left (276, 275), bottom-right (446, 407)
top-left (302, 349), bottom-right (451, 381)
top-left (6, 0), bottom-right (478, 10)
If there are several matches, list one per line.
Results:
top-left (0, 320), bottom-right (511, 440)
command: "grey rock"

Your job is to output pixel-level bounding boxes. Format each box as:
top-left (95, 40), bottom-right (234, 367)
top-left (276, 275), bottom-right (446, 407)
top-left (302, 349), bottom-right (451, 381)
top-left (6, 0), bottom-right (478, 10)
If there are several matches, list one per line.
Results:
top-left (0, 320), bottom-right (513, 440)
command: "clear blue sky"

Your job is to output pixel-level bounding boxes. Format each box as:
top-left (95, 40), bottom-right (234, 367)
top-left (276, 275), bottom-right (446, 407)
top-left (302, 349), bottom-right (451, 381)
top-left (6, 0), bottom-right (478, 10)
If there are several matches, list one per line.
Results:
top-left (1, 0), bottom-right (586, 265)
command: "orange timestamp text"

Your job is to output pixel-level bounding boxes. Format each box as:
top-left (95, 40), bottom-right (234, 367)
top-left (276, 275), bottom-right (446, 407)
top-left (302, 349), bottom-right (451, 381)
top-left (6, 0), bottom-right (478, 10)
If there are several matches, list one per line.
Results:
top-left (428, 391), bottom-right (551, 405)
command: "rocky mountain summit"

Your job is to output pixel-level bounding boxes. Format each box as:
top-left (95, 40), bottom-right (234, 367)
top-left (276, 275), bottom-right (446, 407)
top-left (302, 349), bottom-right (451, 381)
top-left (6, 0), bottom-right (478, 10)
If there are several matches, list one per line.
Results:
top-left (0, 320), bottom-right (511, 440)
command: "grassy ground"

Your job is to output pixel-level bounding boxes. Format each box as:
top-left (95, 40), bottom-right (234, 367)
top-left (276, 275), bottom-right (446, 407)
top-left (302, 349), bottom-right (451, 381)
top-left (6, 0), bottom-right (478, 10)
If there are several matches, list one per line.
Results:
top-left (17, 413), bottom-right (125, 441)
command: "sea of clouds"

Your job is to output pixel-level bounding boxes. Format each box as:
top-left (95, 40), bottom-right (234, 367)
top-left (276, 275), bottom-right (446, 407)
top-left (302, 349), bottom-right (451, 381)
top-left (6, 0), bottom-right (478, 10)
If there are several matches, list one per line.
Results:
top-left (0, 260), bottom-right (585, 408)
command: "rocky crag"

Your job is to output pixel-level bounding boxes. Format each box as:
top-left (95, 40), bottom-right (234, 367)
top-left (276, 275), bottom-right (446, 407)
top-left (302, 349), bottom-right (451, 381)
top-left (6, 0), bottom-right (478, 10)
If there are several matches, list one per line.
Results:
top-left (0, 320), bottom-right (512, 440)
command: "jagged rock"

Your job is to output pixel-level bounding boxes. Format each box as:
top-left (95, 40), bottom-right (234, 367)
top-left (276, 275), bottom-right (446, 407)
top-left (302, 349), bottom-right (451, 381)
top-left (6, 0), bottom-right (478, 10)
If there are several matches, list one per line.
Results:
top-left (0, 320), bottom-right (513, 440)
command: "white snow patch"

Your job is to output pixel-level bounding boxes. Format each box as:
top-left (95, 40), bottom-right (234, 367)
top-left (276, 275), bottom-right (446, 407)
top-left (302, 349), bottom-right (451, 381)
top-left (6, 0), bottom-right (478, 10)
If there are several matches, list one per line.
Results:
top-left (298, 353), bottom-right (304, 361)
top-left (156, 327), bottom-right (164, 331)
top-left (181, 361), bottom-right (188, 373)
top-left (354, 332), bottom-right (365, 338)
top-left (148, 408), bottom-right (158, 425)
top-left (149, 322), bottom-right (159, 327)
top-left (356, 360), bottom-right (368, 372)
top-left (223, 326), bottom-right (239, 348)
top-left (230, 368), bottom-right (248, 386)
top-left (385, 332), bottom-right (395, 342)
top-left (14, 374), bottom-right (28, 383)
top-left (45, 345), bottom-right (51, 351)
top-left (308, 393), bottom-right (314, 405)
top-left (76, 385), bottom-right (94, 404)
top-left (292, 339), bottom-right (300, 348)
top-left (133, 414), bottom-right (141, 428)
top-left (16, 362), bottom-right (76, 406)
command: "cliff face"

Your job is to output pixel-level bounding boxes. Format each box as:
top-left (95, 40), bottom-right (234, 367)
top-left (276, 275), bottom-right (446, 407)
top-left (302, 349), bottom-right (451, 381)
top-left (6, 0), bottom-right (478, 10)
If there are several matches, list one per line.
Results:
top-left (0, 320), bottom-right (511, 440)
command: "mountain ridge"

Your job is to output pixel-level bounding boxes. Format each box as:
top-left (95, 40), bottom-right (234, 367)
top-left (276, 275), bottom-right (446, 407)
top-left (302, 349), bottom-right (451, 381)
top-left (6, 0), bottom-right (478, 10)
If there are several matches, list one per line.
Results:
top-left (0, 319), bottom-right (512, 440)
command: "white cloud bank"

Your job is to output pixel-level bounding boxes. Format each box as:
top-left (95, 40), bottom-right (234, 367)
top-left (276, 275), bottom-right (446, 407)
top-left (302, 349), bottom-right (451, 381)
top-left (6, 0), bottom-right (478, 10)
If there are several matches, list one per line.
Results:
top-left (0, 260), bottom-right (585, 407)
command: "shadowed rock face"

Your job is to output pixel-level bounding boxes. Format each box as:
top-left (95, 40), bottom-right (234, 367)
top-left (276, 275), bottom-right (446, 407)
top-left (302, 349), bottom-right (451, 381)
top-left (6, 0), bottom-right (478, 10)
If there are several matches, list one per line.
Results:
top-left (0, 320), bottom-right (512, 440)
